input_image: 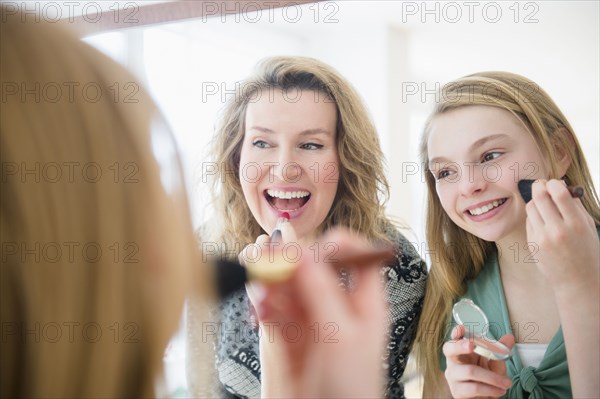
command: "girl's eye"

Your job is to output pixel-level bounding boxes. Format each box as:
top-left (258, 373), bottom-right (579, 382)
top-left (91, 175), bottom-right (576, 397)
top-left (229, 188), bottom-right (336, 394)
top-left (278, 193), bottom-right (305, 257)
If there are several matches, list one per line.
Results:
top-left (300, 143), bottom-right (323, 150)
top-left (252, 140), bottom-right (270, 149)
top-left (433, 169), bottom-right (454, 181)
top-left (482, 152), bottom-right (501, 162)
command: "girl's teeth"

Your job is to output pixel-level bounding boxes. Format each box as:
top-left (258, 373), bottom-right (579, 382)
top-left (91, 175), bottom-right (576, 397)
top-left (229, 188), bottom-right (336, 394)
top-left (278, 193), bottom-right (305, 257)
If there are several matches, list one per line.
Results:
top-left (469, 199), bottom-right (505, 216)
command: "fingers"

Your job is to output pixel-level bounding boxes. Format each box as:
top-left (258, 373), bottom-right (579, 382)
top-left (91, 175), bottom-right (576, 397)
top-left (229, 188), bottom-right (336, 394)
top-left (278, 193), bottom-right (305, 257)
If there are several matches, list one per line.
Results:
top-left (530, 179), bottom-right (563, 225)
top-left (320, 227), bottom-right (376, 262)
top-left (239, 234), bottom-right (270, 265)
top-left (444, 338), bottom-right (512, 398)
top-left (444, 326), bottom-right (513, 397)
top-left (451, 324), bottom-right (466, 341)
top-left (444, 354), bottom-right (513, 396)
top-left (530, 179), bottom-right (590, 227)
top-left (497, 333), bottom-right (515, 350)
top-left (446, 376), bottom-right (511, 399)
top-left (443, 336), bottom-right (474, 363)
top-left (278, 219), bottom-right (298, 244)
top-left (294, 252), bottom-right (348, 322)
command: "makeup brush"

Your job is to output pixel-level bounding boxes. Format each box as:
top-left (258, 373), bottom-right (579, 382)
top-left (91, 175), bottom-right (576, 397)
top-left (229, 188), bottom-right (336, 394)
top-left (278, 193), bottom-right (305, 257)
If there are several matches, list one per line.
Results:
top-left (213, 247), bottom-right (395, 299)
top-left (517, 179), bottom-right (584, 203)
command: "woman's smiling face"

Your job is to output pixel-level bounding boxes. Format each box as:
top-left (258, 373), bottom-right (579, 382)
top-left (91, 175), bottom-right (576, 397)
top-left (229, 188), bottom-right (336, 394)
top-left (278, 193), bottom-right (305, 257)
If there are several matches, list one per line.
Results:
top-left (239, 88), bottom-right (339, 240)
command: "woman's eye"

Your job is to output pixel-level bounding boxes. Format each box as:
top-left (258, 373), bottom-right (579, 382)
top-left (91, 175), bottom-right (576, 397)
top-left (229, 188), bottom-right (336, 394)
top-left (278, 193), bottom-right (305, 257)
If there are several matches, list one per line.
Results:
top-left (252, 140), bottom-right (270, 149)
top-left (300, 143), bottom-right (323, 150)
top-left (482, 152), bottom-right (501, 162)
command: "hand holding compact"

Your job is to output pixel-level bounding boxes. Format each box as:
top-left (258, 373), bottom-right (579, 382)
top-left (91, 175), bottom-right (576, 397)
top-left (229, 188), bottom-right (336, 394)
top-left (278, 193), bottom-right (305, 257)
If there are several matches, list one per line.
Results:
top-left (443, 324), bottom-right (514, 398)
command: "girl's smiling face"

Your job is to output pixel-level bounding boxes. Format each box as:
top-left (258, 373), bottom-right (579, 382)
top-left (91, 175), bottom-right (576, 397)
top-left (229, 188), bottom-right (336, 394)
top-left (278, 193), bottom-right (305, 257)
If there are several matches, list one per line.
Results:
top-left (427, 105), bottom-right (551, 243)
top-left (239, 88), bottom-right (339, 240)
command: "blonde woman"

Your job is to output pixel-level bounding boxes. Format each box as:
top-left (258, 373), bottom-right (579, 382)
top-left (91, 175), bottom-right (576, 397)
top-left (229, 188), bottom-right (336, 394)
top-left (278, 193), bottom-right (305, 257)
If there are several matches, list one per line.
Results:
top-left (415, 72), bottom-right (600, 398)
top-left (2, 10), bottom-right (393, 399)
top-left (187, 56), bottom-right (428, 398)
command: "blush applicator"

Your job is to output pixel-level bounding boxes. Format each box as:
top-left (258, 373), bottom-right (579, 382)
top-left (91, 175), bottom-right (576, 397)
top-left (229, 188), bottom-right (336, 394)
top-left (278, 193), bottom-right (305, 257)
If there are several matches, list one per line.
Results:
top-left (517, 179), bottom-right (584, 203)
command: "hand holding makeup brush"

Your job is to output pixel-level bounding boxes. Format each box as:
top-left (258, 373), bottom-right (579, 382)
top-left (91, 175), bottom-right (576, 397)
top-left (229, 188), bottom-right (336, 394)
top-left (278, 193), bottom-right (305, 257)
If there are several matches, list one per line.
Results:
top-left (254, 227), bottom-right (388, 399)
top-left (524, 179), bottom-right (599, 293)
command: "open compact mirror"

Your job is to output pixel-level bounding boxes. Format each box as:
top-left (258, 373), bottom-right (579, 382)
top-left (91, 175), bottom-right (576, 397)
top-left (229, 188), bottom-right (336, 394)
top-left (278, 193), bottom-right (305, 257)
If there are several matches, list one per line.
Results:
top-left (452, 299), bottom-right (512, 361)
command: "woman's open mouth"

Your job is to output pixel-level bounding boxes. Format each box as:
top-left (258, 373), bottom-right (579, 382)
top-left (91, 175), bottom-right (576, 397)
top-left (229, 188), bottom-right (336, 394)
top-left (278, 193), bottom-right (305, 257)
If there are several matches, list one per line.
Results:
top-left (264, 189), bottom-right (311, 212)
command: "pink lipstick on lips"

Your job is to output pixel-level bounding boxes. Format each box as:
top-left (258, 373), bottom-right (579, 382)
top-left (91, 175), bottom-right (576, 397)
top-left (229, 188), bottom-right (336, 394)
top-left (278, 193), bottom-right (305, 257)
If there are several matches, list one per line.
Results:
top-left (270, 212), bottom-right (290, 242)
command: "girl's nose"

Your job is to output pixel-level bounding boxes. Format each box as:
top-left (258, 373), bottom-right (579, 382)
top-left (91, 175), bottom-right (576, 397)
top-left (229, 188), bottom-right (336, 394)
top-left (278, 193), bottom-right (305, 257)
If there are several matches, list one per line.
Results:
top-left (458, 164), bottom-right (487, 197)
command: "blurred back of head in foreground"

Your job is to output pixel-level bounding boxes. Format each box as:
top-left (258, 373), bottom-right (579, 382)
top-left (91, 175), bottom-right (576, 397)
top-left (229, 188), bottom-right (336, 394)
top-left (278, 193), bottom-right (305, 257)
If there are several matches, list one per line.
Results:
top-left (1, 7), bottom-right (201, 398)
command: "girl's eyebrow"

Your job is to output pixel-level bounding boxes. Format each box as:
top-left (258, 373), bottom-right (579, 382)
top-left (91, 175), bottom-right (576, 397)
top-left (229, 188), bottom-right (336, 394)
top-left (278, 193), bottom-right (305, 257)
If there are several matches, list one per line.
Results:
top-left (248, 126), bottom-right (333, 136)
top-left (428, 133), bottom-right (509, 168)
top-left (468, 133), bottom-right (509, 152)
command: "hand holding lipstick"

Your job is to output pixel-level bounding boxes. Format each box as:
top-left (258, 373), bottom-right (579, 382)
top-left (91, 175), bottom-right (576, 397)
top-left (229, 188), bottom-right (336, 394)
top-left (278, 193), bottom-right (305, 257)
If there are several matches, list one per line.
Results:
top-left (270, 211), bottom-right (290, 242)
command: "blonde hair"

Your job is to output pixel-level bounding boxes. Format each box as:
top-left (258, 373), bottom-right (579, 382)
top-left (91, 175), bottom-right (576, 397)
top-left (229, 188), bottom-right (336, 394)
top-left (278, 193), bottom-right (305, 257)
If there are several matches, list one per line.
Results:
top-left (1, 10), bottom-right (198, 398)
top-left (204, 56), bottom-right (390, 253)
top-left (415, 71), bottom-right (600, 396)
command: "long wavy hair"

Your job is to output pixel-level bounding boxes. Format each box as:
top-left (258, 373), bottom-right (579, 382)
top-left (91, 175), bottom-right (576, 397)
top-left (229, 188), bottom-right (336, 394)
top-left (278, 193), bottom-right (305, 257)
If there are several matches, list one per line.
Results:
top-left (204, 56), bottom-right (391, 254)
top-left (414, 71), bottom-right (600, 396)
top-left (1, 9), bottom-right (199, 398)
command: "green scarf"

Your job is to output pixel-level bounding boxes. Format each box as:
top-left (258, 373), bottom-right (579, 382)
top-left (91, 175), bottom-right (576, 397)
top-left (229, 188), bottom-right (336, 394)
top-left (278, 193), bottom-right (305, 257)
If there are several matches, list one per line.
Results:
top-left (446, 253), bottom-right (572, 398)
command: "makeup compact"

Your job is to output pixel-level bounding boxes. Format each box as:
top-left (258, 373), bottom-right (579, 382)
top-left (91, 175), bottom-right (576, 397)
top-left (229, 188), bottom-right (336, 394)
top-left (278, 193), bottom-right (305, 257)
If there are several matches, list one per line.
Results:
top-left (452, 299), bottom-right (512, 361)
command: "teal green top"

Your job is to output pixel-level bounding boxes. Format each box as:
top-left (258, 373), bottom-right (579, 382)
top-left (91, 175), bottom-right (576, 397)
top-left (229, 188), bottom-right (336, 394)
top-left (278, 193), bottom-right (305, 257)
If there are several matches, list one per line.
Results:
top-left (441, 253), bottom-right (571, 399)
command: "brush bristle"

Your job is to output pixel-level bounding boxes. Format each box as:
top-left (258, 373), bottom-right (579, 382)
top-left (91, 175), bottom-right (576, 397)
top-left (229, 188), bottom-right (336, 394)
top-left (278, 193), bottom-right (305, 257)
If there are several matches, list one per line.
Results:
top-left (517, 179), bottom-right (535, 203)
top-left (214, 259), bottom-right (248, 299)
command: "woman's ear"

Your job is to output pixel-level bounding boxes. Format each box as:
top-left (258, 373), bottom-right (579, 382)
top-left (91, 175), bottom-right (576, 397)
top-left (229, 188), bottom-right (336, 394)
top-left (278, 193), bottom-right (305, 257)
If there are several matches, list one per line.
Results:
top-left (552, 127), bottom-right (573, 177)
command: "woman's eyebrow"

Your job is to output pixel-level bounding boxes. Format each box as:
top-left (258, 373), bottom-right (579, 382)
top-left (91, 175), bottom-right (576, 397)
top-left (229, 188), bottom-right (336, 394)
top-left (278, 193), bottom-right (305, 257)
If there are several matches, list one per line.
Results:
top-left (248, 126), bottom-right (274, 133)
top-left (248, 126), bottom-right (333, 136)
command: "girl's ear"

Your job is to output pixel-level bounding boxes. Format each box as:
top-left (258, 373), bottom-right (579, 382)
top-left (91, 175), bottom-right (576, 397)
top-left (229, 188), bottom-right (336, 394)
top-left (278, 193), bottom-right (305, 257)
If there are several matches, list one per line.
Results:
top-left (552, 127), bottom-right (573, 177)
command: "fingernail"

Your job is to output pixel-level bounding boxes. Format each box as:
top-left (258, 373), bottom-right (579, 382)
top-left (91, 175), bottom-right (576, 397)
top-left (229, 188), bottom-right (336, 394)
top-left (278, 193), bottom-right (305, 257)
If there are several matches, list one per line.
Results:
top-left (462, 340), bottom-right (471, 350)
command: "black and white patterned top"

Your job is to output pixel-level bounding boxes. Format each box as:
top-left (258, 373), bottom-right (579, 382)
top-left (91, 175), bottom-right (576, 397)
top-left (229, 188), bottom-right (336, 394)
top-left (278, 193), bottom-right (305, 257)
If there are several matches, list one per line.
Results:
top-left (205, 226), bottom-right (427, 399)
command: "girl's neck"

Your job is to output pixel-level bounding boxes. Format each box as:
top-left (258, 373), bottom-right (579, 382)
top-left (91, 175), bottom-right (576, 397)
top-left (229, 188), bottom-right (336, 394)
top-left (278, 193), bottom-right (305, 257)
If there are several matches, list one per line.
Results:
top-left (495, 227), bottom-right (544, 279)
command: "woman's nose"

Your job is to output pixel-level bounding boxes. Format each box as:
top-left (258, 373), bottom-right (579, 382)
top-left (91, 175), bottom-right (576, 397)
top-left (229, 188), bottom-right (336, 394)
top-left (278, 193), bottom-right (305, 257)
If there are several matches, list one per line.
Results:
top-left (269, 147), bottom-right (302, 183)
